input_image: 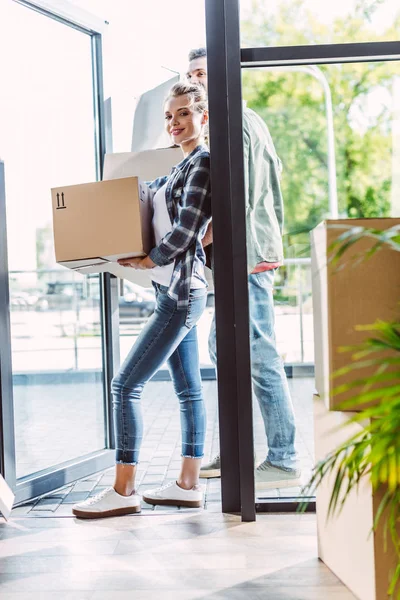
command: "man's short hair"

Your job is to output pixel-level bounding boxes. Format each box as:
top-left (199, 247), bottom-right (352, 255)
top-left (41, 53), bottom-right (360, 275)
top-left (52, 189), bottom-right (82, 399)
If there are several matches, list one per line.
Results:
top-left (188, 47), bottom-right (207, 62)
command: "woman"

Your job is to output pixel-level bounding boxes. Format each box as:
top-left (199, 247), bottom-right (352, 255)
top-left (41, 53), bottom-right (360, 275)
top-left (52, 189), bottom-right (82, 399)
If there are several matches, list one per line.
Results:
top-left (72, 82), bottom-right (211, 518)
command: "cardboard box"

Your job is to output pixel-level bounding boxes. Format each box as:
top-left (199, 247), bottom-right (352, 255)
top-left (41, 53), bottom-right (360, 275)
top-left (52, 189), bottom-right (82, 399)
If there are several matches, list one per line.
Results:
top-left (52, 177), bottom-right (153, 285)
top-left (311, 218), bottom-right (400, 411)
top-left (52, 147), bottom-right (182, 286)
top-left (314, 394), bottom-right (399, 600)
top-left (103, 146), bottom-right (183, 182)
top-left (0, 474), bottom-right (15, 521)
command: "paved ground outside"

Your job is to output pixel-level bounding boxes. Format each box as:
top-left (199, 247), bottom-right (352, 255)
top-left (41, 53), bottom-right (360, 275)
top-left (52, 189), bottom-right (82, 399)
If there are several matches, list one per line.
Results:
top-left (13, 377), bottom-right (315, 515)
top-left (10, 305), bottom-right (314, 372)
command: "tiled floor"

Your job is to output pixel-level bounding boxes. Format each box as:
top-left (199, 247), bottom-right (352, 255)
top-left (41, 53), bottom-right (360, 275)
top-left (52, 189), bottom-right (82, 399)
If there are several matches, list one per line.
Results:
top-left (0, 512), bottom-right (355, 599)
top-left (3, 377), bottom-right (355, 598)
top-left (14, 377), bottom-right (315, 516)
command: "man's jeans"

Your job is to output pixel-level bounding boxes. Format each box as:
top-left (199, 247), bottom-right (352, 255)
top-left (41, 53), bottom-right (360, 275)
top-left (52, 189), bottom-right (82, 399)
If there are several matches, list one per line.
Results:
top-left (208, 270), bottom-right (298, 470)
top-left (112, 283), bottom-right (207, 465)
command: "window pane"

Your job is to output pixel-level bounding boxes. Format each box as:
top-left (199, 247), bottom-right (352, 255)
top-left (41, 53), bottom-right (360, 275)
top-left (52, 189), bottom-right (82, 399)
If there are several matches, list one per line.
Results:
top-left (242, 59), bottom-right (400, 500)
top-left (119, 286), bottom-right (215, 369)
top-left (241, 0), bottom-right (400, 47)
top-left (0, 2), bottom-right (106, 478)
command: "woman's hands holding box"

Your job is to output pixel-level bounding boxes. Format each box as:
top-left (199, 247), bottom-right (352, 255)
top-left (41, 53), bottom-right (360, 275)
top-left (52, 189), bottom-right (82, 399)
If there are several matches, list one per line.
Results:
top-left (117, 256), bottom-right (156, 270)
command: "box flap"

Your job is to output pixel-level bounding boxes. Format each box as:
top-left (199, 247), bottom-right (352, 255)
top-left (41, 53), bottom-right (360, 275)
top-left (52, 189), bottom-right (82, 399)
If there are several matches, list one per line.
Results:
top-left (103, 147), bottom-right (182, 182)
top-left (59, 258), bottom-right (110, 269)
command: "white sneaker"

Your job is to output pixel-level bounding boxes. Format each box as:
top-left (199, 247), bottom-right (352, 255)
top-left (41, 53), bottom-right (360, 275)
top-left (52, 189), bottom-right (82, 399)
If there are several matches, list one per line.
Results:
top-left (142, 481), bottom-right (203, 508)
top-left (72, 487), bottom-right (141, 519)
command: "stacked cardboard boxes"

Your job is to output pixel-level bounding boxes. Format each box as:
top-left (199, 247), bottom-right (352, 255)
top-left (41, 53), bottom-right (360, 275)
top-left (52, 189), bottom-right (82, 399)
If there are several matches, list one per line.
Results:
top-left (311, 218), bottom-right (400, 600)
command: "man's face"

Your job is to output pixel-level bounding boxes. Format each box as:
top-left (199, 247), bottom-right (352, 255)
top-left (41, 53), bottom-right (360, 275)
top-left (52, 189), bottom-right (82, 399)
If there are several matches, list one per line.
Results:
top-left (186, 56), bottom-right (208, 92)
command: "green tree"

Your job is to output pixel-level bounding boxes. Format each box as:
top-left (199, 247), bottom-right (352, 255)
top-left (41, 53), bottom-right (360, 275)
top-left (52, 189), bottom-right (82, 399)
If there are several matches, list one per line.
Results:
top-left (241, 0), bottom-right (400, 252)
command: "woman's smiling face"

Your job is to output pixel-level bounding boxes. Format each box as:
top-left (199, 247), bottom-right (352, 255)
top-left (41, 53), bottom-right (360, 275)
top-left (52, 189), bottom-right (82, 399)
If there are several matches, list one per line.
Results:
top-left (164, 94), bottom-right (206, 152)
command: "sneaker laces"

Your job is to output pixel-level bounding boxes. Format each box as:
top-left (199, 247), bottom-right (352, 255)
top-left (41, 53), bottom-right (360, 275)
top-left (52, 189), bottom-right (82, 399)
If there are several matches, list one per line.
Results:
top-left (154, 481), bottom-right (176, 493)
top-left (257, 460), bottom-right (271, 472)
top-left (83, 487), bottom-right (114, 505)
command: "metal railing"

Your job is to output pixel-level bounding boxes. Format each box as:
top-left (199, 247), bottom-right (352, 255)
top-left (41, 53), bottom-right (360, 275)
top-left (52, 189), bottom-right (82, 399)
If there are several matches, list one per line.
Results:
top-left (8, 260), bottom-right (314, 370)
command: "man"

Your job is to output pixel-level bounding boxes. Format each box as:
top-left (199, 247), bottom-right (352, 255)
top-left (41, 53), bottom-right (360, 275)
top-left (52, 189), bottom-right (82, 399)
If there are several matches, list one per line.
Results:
top-left (187, 48), bottom-right (301, 489)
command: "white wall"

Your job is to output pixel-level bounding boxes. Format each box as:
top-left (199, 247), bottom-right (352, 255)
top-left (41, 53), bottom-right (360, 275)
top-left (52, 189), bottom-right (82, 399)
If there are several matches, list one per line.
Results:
top-left (70, 0), bottom-right (207, 152)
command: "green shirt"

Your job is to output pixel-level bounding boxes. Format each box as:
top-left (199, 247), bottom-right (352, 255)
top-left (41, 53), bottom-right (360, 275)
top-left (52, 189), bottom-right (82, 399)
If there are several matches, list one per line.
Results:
top-left (243, 105), bottom-right (284, 271)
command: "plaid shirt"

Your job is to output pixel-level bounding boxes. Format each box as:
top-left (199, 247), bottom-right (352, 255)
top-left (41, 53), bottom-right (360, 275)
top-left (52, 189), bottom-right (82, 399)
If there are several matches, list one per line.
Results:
top-left (148, 145), bottom-right (211, 309)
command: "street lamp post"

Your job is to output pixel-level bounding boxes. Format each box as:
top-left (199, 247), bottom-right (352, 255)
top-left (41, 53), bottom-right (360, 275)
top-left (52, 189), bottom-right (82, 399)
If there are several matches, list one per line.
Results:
top-left (283, 65), bottom-right (339, 218)
top-left (268, 66), bottom-right (339, 364)
top-left (307, 65), bottom-right (339, 219)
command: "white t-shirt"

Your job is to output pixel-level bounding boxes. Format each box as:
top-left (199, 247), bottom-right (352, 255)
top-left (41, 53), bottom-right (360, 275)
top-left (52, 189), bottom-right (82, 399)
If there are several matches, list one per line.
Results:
top-left (150, 183), bottom-right (206, 289)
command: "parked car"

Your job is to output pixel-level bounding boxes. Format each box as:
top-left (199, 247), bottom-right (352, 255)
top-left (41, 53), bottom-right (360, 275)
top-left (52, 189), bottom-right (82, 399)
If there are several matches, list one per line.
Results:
top-left (34, 278), bottom-right (156, 320)
top-left (119, 281), bottom-right (155, 321)
top-left (35, 281), bottom-right (83, 312)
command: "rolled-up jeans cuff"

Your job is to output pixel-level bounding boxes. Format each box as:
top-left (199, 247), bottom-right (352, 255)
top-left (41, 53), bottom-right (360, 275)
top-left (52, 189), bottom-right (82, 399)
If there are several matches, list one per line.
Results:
top-left (182, 454), bottom-right (204, 459)
top-left (181, 444), bottom-right (204, 459)
top-left (116, 450), bottom-right (139, 465)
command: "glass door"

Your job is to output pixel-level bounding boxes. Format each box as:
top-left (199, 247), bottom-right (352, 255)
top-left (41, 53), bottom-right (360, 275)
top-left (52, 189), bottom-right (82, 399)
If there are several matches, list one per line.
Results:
top-left (204, 0), bottom-right (400, 520)
top-left (0, 0), bottom-right (114, 504)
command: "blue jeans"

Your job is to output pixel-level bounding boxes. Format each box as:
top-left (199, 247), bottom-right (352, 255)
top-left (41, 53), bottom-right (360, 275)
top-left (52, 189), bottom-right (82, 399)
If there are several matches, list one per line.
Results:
top-left (208, 270), bottom-right (298, 470)
top-left (112, 283), bottom-right (207, 465)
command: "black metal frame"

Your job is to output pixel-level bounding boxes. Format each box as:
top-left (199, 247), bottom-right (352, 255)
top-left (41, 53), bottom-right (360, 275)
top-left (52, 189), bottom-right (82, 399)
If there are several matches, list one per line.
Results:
top-left (0, 1), bottom-right (116, 505)
top-left (205, 0), bottom-right (255, 521)
top-left (255, 498), bottom-right (316, 513)
top-left (205, 0), bottom-right (400, 521)
top-left (241, 41), bottom-right (400, 67)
